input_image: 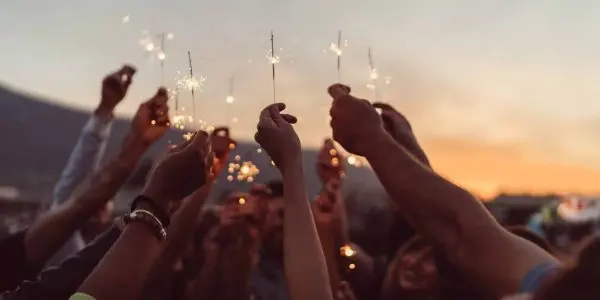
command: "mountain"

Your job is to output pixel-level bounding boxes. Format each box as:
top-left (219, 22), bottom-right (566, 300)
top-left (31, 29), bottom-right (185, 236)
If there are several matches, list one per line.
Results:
top-left (0, 84), bottom-right (389, 238)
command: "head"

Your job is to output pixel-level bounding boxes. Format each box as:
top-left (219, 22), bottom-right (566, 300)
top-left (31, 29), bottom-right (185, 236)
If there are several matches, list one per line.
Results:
top-left (251, 180), bottom-right (284, 256)
top-left (533, 235), bottom-right (600, 300)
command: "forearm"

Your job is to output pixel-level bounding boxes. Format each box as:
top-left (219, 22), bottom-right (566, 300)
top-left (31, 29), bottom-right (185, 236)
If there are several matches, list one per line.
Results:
top-left (141, 187), bottom-right (210, 300)
top-left (315, 222), bottom-right (342, 292)
top-left (77, 223), bottom-right (162, 300)
top-left (53, 114), bottom-right (113, 205)
top-left (365, 133), bottom-right (497, 251)
top-left (25, 134), bottom-right (147, 266)
top-left (282, 160), bottom-right (333, 300)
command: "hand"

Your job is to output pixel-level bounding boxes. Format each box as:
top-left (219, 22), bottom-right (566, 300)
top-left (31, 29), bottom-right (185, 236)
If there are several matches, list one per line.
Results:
top-left (254, 103), bottom-right (300, 173)
top-left (328, 84), bottom-right (386, 157)
top-left (335, 281), bottom-right (357, 300)
top-left (96, 65), bottom-right (136, 117)
top-left (210, 127), bottom-right (236, 176)
top-left (141, 130), bottom-right (212, 209)
top-left (132, 88), bottom-right (170, 144)
top-left (316, 138), bottom-right (345, 183)
top-left (373, 102), bottom-right (430, 167)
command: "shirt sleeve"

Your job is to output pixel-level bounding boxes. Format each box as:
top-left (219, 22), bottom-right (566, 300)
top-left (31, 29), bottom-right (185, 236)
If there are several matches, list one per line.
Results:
top-left (52, 114), bottom-right (113, 207)
top-left (1, 227), bottom-right (120, 300)
top-left (0, 230), bottom-right (40, 293)
top-left (69, 292), bottom-right (97, 300)
top-left (519, 262), bottom-right (559, 293)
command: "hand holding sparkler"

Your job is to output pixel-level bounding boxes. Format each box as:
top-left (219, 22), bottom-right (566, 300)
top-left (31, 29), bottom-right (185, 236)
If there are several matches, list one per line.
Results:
top-left (254, 103), bottom-right (300, 173)
top-left (372, 102), bottom-right (430, 167)
top-left (132, 88), bottom-right (171, 143)
top-left (141, 130), bottom-right (212, 210)
top-left (96, 65), bottom-right (136, 118)
top-left (328, 84), bottom-right (385, 157)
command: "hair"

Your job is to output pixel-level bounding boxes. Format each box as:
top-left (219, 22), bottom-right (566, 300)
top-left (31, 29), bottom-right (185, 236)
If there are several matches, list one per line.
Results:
top-left (533, 235), bottom-right (600, 300)
top-left (265, 180), bottom-right (284, 198)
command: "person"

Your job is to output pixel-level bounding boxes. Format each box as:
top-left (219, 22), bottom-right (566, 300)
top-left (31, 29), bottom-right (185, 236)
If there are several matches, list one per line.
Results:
top-left (327, 83), bottom-right (558, 298)
top-left (72, 130), bottom-right (212, 300)
top-left (47, 65), bottom-right (136, 266)
top-left (254, 103), bottom-right (333, 300)
top-left (0, 67), bottom-right (164, 293)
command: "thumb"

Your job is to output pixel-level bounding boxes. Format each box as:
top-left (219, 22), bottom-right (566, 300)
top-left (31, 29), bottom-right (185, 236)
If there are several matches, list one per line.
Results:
top-left (328, 84), bottom-right (351, 100)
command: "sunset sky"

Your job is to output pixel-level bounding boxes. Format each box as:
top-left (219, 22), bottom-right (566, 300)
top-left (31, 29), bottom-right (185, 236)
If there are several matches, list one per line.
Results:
top-left (1, 0), bottom-right (599, 196)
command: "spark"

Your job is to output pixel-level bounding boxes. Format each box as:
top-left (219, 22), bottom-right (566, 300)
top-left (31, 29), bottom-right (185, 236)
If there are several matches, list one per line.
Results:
top-left (121, 15), bottom-right (130, 24)
top-left (347, 155), bottom-right (357, 165)
top-left (226, 95), bottom-right (235, 104)
top-left (166, 33), bottom-right (175, 40)
top-left (238, 197), bottom-right (246, 205)
top-left (340, 245), bottom-right (356, 257)
top-left (157, 51), bottom-right (166, 60)
top-left (349, 264), bottom-right (356, 270)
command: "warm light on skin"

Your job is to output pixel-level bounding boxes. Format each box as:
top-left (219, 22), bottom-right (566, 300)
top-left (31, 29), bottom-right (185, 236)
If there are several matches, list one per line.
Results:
top-left (340, 245), bottom-right (356, 257)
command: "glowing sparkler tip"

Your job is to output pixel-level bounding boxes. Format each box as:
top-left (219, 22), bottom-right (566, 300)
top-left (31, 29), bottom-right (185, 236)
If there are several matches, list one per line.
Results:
top-left (157, 51), bottom-right (166, 60)
top-left (347, 155), bottom-right (357, 165)
top-left (349, 264), bottom-right (356, 270)
top-left (340, 245), bottom-right (356, 257)
top-left (225, 95), bottom-right (235, 104)
top-left (238, 197), bottom-right (246, 205)
top-left (145, 43), bottom-right (155, 52)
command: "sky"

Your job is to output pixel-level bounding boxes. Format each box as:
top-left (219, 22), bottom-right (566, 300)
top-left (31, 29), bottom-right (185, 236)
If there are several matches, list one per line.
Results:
top-left (1, 0), bottom-right (599, 197)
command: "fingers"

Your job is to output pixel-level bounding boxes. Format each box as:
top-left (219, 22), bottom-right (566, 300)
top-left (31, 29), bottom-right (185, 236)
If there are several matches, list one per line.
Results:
top-left (153, 87), bottom-right (169, 105)
top-left (281, 114), bottom-right (297, 124)
top-left (372, 102), bottom-right (396, 112)
top-left (212, 126), bottom-right (230, 138)
top-left (190, 130), bottom-right (211, 154)
top-left (118, 65), bottom-right (137, 86)
top-left (328, 84), bottom-right (351, 100)
top-left (267, 103), bottom-right (287, 125)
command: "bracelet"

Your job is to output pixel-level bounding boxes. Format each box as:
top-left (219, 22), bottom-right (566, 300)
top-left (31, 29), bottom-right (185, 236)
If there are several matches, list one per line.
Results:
top-left (122, 209), bottom-right (167, 241)
top-left (130, 195), bottom-right (170, 227)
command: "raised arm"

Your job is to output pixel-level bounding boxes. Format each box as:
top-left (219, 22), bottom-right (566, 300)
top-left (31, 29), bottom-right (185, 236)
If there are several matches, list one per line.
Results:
top-left (327, 84), bottom-right (556, 297)
top-left (75, 130), bottom-right (212, 300)
top-left (52, 65), bottom-right (136, 207)
top-left (255, 103), bottom-right (333, 300)
top-left (23, 87), bottom-right (166, 269)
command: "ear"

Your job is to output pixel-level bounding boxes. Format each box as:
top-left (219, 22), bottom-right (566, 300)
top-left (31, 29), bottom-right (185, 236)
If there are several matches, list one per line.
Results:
top-left (398, 244), bottom-right (438, 290)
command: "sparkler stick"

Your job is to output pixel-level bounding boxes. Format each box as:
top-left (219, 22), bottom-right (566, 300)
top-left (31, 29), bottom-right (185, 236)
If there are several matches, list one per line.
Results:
top-left (159, 33), bottom-right (165, 85)
top-left (337, 30), bottom-right (342, 82)
top-left (226, 76), bottom-right (235, 104)
top-left (187, 51), bottom-right (196, 121)
top-left (368, 47), bottom-right (377, 100)
top-left (270, 31), bottom-right (276, 103)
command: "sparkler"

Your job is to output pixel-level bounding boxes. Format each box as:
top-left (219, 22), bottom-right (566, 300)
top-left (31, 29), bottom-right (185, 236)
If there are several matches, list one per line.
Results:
top-left (226, 76), bottom-right (235, 104)
top-left (328, 30), bottom-right (344, 82)
top-left (158, 33), bottom-right (166, 84)
top-left (187, 51), bottom-right (197, 122)
top-left (367, 47), bottom-right (378, 100)
top-left (270, 31), bottom-right (277, 103)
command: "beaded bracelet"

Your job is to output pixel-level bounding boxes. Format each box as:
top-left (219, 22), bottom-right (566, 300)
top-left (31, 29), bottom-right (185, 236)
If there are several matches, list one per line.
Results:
top-left (122, 209), bottom-right (167, 241)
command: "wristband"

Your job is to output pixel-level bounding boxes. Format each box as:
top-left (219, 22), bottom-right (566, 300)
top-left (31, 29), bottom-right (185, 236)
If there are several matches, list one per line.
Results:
top-left (131, 195), bottom-right (170, 227)
top-left (122, 209), bottom-right (167, 241)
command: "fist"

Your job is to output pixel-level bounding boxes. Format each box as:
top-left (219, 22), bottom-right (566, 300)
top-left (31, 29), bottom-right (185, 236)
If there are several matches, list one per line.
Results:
top-left (316, 138), bottom-right (345, 183)
top-left (254, 103), bottom-right (300, 173)
top-left (373, 102), bottom-right (430, 167)
top-left (132, 88), bottom-right (170, 144)
top-left (142, 130), bottom-right (212, 209)
top-left (328, 84), bottom-right (385, 157)
top-left (98, 65), bottom-right (136, 114)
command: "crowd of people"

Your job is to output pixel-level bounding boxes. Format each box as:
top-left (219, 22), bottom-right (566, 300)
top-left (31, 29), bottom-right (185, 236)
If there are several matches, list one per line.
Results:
top-left (1, 65), bottom-right (599, 300)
